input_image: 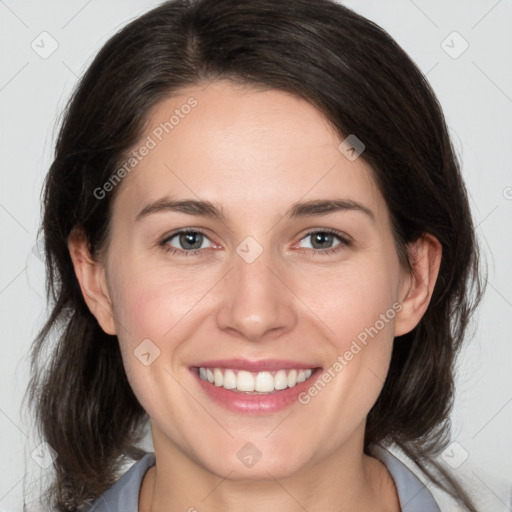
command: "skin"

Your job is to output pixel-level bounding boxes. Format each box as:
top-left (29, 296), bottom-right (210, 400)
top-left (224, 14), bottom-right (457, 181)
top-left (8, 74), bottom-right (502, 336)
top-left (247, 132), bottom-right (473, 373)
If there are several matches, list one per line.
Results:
top-left (69, 80), bottom-right (442, 512)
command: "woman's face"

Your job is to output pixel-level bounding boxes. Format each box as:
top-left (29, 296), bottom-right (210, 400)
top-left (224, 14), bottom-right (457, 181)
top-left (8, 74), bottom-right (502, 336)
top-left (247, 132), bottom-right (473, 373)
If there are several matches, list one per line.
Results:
top-left (99, 80), bottom-right (412, 478)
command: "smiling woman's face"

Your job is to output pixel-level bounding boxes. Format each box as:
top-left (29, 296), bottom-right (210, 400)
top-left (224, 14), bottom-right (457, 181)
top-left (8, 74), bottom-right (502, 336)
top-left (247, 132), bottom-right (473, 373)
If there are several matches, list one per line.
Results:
top-left (74, 80), bottom-right (424, 480)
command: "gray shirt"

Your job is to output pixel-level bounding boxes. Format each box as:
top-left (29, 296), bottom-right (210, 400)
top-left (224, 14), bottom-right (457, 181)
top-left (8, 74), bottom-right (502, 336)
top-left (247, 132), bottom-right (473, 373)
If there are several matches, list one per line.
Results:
top-left (85, 446), bottom-right (441, 511)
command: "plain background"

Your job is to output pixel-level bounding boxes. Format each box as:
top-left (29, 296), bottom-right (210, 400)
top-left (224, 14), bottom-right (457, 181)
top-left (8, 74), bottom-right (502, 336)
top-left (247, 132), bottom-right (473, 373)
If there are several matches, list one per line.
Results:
top-left (0, 1), bottom-right (511, 510)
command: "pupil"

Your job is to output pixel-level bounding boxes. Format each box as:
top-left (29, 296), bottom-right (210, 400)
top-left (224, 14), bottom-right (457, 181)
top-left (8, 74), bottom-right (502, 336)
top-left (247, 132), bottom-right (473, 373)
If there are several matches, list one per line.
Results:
top-left (312, 232), bottom-right (332, 249)
top-left (180, 232), bottom-right (202, 250)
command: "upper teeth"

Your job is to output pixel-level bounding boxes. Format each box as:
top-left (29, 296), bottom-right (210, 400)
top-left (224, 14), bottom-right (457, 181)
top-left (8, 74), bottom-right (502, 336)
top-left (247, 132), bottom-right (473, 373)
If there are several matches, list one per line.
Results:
top-left (198, 367), bottom-right (314, 393)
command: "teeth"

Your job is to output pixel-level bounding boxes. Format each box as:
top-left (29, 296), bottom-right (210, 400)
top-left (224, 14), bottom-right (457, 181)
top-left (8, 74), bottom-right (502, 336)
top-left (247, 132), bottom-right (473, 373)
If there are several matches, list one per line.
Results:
top-left (198, 367), bottom-right (314, 393)
top-left (237, 370), bottom-right (255, 391)
top-left (255, 371), bottom-right (274, 392)
top-left (214, 368), bottom-right (223, 387)
top-left (223, 369), bottom-right (237, 389)
top-left (287, 369), bottom-right (297, 387)
top-left (274, 370), bottom-right (288, 390)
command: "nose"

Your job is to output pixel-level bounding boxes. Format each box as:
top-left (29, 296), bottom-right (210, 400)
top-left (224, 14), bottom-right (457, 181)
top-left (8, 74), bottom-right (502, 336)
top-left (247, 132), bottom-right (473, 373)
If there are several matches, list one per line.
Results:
top-left (215, 248), bottom-right (298, 342)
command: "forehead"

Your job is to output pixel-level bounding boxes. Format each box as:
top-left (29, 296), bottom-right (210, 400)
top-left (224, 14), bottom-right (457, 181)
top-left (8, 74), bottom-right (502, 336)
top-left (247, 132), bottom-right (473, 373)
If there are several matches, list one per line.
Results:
top-left (112, 80), bottom-right (388, 223)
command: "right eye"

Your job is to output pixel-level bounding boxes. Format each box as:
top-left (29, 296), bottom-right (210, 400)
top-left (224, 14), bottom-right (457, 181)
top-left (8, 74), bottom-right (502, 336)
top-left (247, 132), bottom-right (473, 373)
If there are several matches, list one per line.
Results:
top-left (161, 229), bottom-right (215, 256)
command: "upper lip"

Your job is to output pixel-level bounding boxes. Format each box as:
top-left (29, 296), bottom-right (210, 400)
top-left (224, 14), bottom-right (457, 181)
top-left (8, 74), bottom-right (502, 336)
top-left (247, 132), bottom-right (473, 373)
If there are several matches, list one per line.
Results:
top-left (193, 359), bottom-right (320, 372)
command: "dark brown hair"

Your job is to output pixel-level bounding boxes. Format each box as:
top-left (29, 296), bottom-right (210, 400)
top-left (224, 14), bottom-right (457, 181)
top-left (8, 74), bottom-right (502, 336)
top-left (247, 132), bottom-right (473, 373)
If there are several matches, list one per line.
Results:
top-left (25, 0), bottom-right (484, 510)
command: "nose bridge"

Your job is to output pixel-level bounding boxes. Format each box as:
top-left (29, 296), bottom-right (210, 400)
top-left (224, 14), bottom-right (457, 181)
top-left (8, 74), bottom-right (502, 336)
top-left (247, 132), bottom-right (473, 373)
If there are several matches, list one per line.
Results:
top-left (216, 245), bottom-right (296, 341)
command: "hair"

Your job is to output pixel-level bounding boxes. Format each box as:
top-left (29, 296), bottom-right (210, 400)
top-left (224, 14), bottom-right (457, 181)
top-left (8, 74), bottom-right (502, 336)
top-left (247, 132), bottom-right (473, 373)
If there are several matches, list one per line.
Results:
top-left (25, 0), bottom-right (484, 510)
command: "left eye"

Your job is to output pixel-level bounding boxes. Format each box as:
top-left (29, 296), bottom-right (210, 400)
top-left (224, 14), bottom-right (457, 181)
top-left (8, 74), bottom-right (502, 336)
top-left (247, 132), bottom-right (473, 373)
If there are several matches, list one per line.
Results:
top-left (297, 231), bottom-right (345, 250)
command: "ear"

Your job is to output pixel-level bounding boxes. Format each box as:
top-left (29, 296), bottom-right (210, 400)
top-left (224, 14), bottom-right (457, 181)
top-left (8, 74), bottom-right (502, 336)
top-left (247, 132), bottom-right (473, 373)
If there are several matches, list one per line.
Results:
top-left (394, 233), bottom-right (442, 337)
top-left (68, 227), bottom-right (117, 335)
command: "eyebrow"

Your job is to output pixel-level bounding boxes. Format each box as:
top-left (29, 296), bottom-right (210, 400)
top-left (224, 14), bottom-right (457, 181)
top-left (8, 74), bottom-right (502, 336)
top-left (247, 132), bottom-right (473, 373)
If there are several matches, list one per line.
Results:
top-left (135, 197), bottom-right (375, 223)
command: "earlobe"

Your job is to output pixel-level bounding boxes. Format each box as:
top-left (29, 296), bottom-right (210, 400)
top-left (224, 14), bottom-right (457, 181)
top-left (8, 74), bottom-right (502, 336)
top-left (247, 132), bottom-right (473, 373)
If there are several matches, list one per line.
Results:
top-left (394, 234), bottom-right (442, 337)
top-left (67, 227), bottom-right (117, 335)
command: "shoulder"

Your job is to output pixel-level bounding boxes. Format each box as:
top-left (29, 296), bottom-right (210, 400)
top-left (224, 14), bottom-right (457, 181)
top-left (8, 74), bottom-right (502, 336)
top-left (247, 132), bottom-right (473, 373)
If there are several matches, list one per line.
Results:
top-left (85, 453), bottom-right (156, 512)
top-left (370, 444), bottom-right (442, 512)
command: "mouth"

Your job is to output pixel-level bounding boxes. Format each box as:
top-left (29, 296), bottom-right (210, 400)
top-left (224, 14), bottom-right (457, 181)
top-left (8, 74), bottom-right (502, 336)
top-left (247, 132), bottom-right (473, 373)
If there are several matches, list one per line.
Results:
top-left (190, 359), bottom-right (322, 414)
top-left (197, 366), bottom-right (315, 393)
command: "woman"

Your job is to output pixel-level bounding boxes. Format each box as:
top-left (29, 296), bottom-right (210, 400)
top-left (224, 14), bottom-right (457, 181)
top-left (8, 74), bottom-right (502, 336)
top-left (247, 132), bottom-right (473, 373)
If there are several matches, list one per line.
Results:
top-left (26, 0), bottom-right (484, 511)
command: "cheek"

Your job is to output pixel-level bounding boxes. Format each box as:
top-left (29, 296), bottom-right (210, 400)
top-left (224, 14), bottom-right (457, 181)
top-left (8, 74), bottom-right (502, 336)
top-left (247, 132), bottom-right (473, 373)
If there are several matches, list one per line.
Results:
top-left (108, 269), bottom-right (194, 419)
top-left (332, 285), bottom-right (398, 360)
top-left (104, 267), bottom-right (180, 395)
top-left (299, 255), bottom-right (401, 404)
top-left (299, 255), bottom-right (400, 345)
top-left (110, 267), bottom-right (209, 342)
top-left (108, 266), bottom-right (218, 399)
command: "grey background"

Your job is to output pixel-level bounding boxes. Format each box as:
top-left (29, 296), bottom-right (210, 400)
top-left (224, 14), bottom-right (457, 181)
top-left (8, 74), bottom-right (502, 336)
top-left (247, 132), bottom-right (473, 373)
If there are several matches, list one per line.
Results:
top-left (0, 0), bottom-right (511, 510)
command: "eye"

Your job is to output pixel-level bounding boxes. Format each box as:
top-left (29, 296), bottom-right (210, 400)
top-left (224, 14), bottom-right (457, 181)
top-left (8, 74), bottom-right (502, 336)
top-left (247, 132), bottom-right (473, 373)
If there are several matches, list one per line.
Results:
top-left (160, 228), bottom-right (350, 257)
top-left (296, 229), bottom-right (350, 255)
top-left (161, 229), bottom-right (214, 255)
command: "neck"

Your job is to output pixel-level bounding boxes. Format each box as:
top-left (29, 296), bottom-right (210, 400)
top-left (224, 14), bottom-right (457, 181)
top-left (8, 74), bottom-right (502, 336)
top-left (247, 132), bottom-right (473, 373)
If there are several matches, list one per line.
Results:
top-left (139, 427), bottom-right (400, 512)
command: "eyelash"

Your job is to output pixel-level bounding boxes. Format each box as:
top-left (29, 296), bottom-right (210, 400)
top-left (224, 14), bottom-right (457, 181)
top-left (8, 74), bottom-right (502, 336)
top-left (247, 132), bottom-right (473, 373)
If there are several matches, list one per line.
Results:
top-left (160, 228), bottom-right (351, 257)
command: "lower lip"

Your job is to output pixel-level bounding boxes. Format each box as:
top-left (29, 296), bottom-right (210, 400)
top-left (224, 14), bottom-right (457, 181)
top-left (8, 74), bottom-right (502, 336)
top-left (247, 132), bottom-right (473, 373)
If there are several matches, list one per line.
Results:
top-left (192, 368), bottom-right (322, 415)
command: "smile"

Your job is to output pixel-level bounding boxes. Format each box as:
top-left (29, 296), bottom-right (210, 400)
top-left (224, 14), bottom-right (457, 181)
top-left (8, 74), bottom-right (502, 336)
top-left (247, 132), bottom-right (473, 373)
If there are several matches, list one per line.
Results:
top-left (198, 367), bottom-right (315, 393)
